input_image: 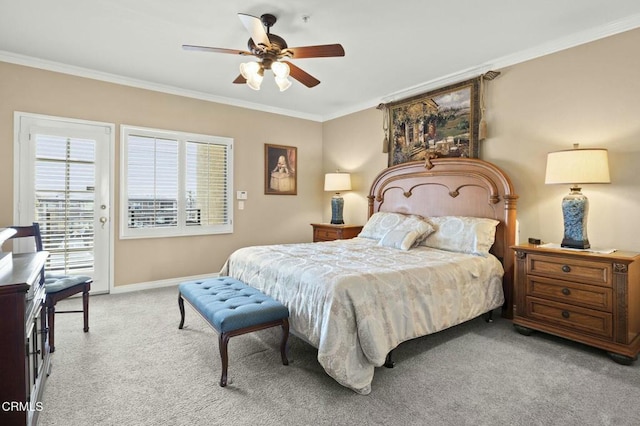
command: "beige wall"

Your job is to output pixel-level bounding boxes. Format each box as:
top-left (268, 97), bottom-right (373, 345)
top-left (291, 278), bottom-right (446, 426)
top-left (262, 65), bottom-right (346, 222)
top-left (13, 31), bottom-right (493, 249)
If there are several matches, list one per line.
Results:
top-left (3, 27), bottom-right (640, 289)
top-left (0, 63), bottom-right (324, 286)
top-left (322, 28), bottom-right (640, 252)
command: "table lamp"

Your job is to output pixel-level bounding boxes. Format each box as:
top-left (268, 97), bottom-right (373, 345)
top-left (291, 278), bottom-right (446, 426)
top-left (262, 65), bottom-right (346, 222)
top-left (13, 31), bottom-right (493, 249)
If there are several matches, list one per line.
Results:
top-left (324, 172), bottom-right (352, 225)
top-left (544, 144), bottom-right (610, 249)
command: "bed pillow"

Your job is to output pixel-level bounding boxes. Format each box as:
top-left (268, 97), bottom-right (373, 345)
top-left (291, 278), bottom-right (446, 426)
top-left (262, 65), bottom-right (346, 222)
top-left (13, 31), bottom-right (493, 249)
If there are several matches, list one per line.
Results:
top-left (421, 216), bottom-right (499, 256)
top-left (358, 212), bottom-right (425, 240)
top-left (378, 218), bottom-right (435, 251)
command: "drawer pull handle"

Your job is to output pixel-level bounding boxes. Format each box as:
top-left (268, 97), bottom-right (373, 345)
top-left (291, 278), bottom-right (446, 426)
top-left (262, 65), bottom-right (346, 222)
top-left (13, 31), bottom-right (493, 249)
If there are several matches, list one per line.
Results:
top-left (561, 311), bottom-right (570, 319)
top-left (561, 288), bottom-right (571, 296)
top-left (561, 265), bottom-right (571, 273)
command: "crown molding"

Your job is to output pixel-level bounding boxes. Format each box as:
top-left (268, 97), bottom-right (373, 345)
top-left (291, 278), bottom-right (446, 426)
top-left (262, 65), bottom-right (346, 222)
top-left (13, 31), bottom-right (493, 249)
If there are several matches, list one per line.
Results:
top-left (3, 12), bottom-right (640, 124)
top-left (0, 50), bottom-right (323, 122)
top-left (327, 13), bottom-right (640, 122)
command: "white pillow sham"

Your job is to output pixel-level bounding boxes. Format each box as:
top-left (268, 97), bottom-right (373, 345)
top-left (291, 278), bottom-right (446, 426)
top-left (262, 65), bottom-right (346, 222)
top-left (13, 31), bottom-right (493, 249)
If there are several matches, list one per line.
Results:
top-left (358, 212), bottom-right (422, 240)
top-left (421, 216), bottom-right (499, 256)
top-left (378, 218), bottom-right (435, 251)
top-left (359, 212), bottom-right (435, 249)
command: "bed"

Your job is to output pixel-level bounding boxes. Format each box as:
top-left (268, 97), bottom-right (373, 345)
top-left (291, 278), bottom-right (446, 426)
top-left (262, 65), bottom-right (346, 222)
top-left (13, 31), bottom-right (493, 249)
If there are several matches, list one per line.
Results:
top-left (221, 158), bottom-right (518, 394)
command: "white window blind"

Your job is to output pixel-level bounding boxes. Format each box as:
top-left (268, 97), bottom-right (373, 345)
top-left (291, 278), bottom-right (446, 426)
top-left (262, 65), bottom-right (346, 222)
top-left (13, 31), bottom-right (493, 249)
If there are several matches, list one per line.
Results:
top-left (120, 126), bottom-right (233, 238)
top-left (186, 140), bottom-right (230, 226)
top-left (127, 135), bottom-right (179, 229)
top-left (34, 134), bottom-right (95, 274)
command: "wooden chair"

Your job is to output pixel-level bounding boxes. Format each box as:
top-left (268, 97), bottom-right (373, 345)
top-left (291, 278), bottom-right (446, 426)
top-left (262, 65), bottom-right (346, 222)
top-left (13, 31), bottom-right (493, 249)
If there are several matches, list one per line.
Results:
top-left (7, 223), bottom-right (92, 353)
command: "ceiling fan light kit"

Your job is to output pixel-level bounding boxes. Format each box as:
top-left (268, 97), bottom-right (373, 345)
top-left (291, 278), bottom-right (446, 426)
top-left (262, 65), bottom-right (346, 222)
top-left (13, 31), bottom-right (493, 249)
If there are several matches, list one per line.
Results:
top-left (183, 12), bottom-right (344, 92)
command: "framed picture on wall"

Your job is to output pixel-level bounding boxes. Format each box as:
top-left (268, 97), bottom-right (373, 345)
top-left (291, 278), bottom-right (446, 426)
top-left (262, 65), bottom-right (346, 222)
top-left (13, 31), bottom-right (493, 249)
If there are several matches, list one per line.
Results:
top-left (387, 77), bottom-right (480, 166)
top-left (264, 144), bottom-right (297, 195)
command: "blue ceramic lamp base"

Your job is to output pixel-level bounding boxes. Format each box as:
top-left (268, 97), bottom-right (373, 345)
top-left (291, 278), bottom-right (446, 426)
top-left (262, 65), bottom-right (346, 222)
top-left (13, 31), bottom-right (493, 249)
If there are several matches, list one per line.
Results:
top-left (330, 195), bottom-right (345, 225)
top-left (561, 187), bottom-right (590, 249)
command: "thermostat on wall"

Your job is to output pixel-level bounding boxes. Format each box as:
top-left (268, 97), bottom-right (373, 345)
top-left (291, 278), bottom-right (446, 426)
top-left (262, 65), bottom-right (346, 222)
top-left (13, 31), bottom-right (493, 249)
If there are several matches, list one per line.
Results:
top-left (236, 191), bottom-right (248, 200)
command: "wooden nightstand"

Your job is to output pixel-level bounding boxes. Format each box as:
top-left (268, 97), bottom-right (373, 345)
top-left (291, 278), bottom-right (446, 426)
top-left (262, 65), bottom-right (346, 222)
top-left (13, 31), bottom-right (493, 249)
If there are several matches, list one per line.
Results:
top-left (512, 244), bottom-right (640, 365)
top-left (311, 223), bottom-right (363, 242)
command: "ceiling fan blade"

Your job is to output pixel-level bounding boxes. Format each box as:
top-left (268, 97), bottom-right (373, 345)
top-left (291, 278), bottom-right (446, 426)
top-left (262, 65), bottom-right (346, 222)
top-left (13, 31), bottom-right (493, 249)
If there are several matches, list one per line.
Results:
top-left (182, 45), bottom-right (252, 56)
top-left (238, 13), bottom-right (270, 49)
top-left (285, 44), bottom-right (345, 59)
top-left (283, 61), bottom-right (320, 88)
top-left (233, 75), bottom-right (247, 84)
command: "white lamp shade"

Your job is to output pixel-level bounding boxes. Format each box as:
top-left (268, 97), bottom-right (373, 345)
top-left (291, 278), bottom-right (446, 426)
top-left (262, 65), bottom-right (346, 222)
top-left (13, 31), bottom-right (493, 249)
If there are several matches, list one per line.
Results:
top-left (324, 173), bottom-right (352, 192)
top-left (545, 148), bottom-right (610, 184)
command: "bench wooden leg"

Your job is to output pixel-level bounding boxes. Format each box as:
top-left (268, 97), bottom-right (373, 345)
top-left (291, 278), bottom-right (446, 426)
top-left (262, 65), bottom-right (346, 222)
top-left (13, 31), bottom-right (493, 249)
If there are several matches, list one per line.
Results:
top-left (178, 294), bottom-right (185, 329)
top-left (219, 332), bottom-right (231, 387)
top-left (280, 318), bottom-right (289, 366)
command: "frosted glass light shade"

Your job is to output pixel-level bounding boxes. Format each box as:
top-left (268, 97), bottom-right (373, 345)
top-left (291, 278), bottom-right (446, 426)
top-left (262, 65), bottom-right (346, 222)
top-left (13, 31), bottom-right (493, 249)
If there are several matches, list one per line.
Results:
top-left (246, 73), bottom-right (263, 90)
top-left (324, 173), bottom-right (352, 192)
top-left (239, 61), bottom-right (260, 79)
top-left (275, 76), bottom-right (292, 92)
top-left (271, 61), bottom-right (290, 78)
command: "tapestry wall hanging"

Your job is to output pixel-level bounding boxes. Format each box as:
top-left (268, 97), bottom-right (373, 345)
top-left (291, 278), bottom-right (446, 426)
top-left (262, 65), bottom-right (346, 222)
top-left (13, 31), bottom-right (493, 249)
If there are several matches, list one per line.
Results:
top-left (387, 77), bottom-right (480, 166)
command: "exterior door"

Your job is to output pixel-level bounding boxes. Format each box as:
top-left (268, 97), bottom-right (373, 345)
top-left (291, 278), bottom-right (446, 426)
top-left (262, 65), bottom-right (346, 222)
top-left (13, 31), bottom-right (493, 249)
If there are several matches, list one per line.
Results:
top-left (15, 113), bottom-right (113, 293)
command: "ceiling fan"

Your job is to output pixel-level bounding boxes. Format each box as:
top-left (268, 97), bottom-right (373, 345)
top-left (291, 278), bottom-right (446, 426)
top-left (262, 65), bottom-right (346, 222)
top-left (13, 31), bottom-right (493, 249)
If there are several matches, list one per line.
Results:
top-left (183, 13), bottom-right (345, 91)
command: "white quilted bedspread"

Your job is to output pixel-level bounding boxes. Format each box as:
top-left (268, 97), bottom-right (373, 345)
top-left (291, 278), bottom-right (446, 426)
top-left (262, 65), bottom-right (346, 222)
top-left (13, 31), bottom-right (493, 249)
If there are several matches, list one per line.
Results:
top-left (221, 237), bottom-right (504, 394)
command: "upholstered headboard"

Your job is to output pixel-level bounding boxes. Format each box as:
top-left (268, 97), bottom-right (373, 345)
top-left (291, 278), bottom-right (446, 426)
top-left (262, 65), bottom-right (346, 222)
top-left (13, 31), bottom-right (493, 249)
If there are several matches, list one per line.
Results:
top-left (367, 158), bottom-right (518, 318)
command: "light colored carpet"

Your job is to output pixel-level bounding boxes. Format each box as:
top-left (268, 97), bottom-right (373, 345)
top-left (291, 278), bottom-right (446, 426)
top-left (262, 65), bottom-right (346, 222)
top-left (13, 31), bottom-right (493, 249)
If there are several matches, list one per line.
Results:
top-left (38, 285), bottom-right (640, 426)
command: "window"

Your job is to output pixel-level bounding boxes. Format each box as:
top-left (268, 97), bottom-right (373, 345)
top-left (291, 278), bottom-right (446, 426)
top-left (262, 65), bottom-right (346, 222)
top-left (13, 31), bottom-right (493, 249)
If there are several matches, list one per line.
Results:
top-left (120, 125), bottom-right (233, 238)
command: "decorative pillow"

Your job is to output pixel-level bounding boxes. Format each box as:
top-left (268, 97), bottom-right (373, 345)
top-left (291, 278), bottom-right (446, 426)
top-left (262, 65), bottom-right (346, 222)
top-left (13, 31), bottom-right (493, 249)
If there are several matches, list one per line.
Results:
top-left (421, 216), bottom-right (499, 256)
top-left (378, 218), bottom-right (435, 251)
top-left (358, 212), bottom-right (425, 240)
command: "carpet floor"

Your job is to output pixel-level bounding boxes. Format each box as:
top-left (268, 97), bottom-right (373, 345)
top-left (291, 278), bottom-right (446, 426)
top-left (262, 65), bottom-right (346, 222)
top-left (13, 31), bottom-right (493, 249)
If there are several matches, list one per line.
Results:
top-left (38, 285), bottom-right (640, 426)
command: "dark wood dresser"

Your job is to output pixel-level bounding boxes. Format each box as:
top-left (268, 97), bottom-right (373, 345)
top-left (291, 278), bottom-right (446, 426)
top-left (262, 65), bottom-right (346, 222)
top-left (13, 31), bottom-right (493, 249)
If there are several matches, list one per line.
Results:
top-left (0, 251), bottom-right (50, 426)
top-left (512, 244), bottom-right (640, 364)
top-left (311, 223), bottom-right (363, 242)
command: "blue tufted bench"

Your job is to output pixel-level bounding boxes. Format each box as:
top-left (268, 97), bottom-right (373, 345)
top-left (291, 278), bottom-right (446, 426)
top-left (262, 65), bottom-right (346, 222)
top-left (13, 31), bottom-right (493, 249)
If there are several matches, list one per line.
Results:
top-left (178, 276), bottom-right (289, 387)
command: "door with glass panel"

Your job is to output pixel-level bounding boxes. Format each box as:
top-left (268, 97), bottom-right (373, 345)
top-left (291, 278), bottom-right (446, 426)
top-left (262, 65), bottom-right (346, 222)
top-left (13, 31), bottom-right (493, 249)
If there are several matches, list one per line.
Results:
top-left (15, 114), bottom-right (112, 293)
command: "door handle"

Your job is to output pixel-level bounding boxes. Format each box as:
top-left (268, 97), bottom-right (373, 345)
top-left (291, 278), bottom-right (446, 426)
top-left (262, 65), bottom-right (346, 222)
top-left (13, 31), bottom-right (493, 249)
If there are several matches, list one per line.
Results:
top-left (99, 216), bottom-right (108, 229)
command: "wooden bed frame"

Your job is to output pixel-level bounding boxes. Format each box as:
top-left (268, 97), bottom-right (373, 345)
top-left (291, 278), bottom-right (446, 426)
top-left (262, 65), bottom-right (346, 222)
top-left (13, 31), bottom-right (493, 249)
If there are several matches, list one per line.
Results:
top-left (367, 157), bottom-right (518, 319)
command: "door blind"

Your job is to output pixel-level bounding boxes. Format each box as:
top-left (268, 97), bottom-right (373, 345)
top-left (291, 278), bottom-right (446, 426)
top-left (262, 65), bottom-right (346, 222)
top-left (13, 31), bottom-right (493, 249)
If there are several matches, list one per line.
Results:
top-left (34, 134), bottom-right (96, 274)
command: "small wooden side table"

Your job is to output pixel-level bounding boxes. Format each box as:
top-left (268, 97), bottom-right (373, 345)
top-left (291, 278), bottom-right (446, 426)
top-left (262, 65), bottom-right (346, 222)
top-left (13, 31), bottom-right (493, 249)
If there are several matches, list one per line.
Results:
top-left (512, 243), bottom-right (640, 365)
top-left (311, 223), bottom-right (363, 242)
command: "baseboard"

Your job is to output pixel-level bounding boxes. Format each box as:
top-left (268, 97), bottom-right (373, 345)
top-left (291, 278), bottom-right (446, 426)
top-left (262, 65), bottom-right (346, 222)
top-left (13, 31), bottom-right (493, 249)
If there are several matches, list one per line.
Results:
top-left (110, 272), bottom-right (220, 294)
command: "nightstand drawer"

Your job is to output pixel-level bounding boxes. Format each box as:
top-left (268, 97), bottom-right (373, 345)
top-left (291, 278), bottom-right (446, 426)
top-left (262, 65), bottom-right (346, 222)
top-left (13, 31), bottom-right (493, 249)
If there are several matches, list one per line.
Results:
top-left (527, 254), bottom-right (611, 287)
top-left (314, 228), bottom-right (340, 241)
top-left (526, 297), bottom-right (613, 339)
top-left (527, 276), bottom-right (613, 312)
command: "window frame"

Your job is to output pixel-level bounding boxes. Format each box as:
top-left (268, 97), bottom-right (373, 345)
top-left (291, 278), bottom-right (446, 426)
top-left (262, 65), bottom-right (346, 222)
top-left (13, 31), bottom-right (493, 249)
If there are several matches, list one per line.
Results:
top-left (119, 125), bottom-right (233, 239)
